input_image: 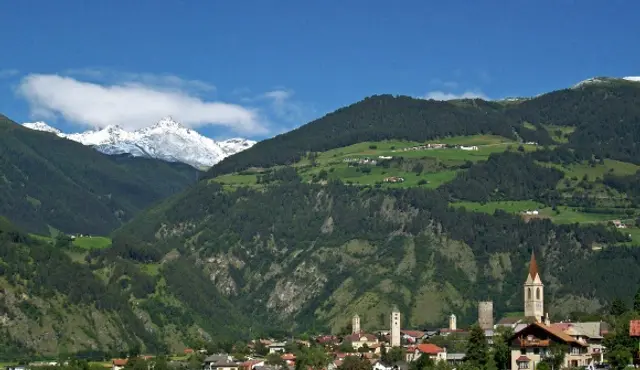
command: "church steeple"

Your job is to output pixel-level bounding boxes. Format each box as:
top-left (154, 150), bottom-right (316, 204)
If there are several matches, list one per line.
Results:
top-left (528, 251), bottom-right (540, 280)
top-left (524, 250), bottom-right (544, 321)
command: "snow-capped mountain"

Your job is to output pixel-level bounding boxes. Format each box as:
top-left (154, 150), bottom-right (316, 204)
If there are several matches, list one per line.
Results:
top-left (22, 117), bottom-right (256, 168)
top-left (572, 76), bottom-right (640, 89)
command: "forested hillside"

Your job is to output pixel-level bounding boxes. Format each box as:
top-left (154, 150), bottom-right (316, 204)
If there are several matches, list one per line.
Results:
top-left (0, 217), bottom-right (159, 358)
top-left (5, 79), bottom-right (640, 357)
top-left (0, 114), bottom-right (201, 235)
top-left (206, 78), bottom-right (640, 177)
top-left (107, 78), bottom-right (640, 348)
top-left (113, 174), bottom-right (639, 336)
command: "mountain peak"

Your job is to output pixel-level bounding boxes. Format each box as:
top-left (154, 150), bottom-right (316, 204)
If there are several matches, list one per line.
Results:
top-left (23, 121), bottom-right (61, 134)
top-left (155, 116), bottom-right (184, 129)
top-left (22, 118), bottom-right (256, 168)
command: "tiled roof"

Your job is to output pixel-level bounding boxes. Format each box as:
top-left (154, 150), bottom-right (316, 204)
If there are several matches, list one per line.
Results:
top-left (516, 356), bottom-right (530, 362)
top-left (344, 333), bottom-right (378, 342)
top-left (515, 322), bottom-right (588, 347)
top-left (401, 330), bottom-right (426, 338)
top-left (112, 359), bottom-right (128, 366)
top-left (414, 344), bottom-right (444, 355)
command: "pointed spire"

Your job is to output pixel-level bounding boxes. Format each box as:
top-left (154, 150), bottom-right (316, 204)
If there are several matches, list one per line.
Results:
top-left (529, 250), bottom-right (539, 279)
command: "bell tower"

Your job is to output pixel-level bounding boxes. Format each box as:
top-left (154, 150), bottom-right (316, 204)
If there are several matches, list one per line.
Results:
top-left (352, 313), bottom-right (361, 334)
top-left (524, 251), bottom-right (544, 322)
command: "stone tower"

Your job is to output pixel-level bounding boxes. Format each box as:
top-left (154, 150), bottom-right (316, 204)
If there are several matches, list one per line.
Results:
top-left (449, 313), bottom-right (457, 331)
top-left (478, 301), bottom-right (494, 330)
top-left (390, 306), bottom-right (401, 347)
top-left (352, 313), bottom-right (361, 334)
top-left (524, 251), bottom-right (544, 322)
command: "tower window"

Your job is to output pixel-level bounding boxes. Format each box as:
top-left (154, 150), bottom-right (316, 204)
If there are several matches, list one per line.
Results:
top-left (527, 288), bottom-right (532, 300)
top-left (536, 288), bottom-right (541, 300)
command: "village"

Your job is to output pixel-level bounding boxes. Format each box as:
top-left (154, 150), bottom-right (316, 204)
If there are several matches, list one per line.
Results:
top-left (10, 253), bottom-right (630, 370)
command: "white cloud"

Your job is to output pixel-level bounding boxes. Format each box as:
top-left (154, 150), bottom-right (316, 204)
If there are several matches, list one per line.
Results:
top-left (17, 74), bottom-right (266, 134)
top-left (259, 89), bottom-right (310, 124)
top-left (423, 90), bottom-right (489, 101)
top-left (0, 69), bottom-right (19, 78)
top-left (64, 68), bottom-right (216, 94)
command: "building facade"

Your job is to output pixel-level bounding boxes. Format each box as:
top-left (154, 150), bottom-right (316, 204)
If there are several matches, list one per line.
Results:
top-left (352, 313), bottom-right (361, 334)
top-left (524, 252), bottom-right (544, 322)
top-left (390, 306), bottom-right (401, 347)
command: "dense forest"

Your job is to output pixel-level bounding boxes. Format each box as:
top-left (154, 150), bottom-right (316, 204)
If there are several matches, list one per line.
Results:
top-left (439, 152), bottom-right (564, 202)
top-left (4, 80), bottom-right (640, 357)
top-left (113, 173), bottom-right (639, 339)
top-left (0, 115), bottom-right (201, 235)
top-left (0, 217), bottom-right (164, 358)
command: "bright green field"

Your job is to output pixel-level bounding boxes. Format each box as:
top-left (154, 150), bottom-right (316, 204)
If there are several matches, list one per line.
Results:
top-left (619, 227), bottom-right (640, 246)
top-left (141, 263), bottom-right (161, 276)
top-left (427, 134), bottom-right (513, 146)
top-left (545, 159), bottom-right (639, 182)
top-left (72, 236), bottom-right (112, 249)
top-left (451, 200), bottom-right (543, 214)
top-left (538, 206), bottom-right (628, 224)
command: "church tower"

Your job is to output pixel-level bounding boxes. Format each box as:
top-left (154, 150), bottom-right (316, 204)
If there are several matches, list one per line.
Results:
top-left (524, 251), bottom-right (544, 322)
top-left (352, 313), bottom-right (361, 334)
top-left (390, 306), bottom-right (401, 347)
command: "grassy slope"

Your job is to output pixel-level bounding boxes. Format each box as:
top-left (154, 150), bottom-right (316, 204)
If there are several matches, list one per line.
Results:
top-left (210, 131), bottom-right (640, 241)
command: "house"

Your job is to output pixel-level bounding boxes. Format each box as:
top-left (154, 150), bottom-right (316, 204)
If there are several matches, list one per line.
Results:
top-left (459, 146), bottom-right (478, 151)
top-left (383, 177), bottom-right (405, 183)
top-left (508, 322), bottom-right (591, 370)
top-left (445, 353), bottom-right (465, 367)
top-left (281, 353), bottom-right (296, 367)
top-left (316, 335), bottom-right (340, 346)
top-left (5, 366), bottom-right (27, 370)
top-left (400, 330), bottom-right (426, 343)
top-left (612, 220), bottom-right (627, 229)
top-left (204, 355), bottom-right (238, 370)
top-left (550, 322), bottom-right (609, 364)
top-left (112, 359), bottom-right (128, 370)
top-left (268, 342), bottom-right (287, 354)
top-left (405, 344), bottom-right (446, 363)
top-left (241, 360), bottom-right (265, 370)
top-left (184, 348), bottom-right (195, 355)
top-left (343, 333), bottom-right (379, 350)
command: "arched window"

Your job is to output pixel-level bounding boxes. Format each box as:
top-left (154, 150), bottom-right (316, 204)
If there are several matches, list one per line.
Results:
top-left (536, 287), bottom-right (541, 300)
top-left (527, 288), bottom-right (532, 300)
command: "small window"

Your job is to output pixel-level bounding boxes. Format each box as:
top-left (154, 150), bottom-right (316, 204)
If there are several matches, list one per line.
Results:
top-left (528, 288), bottom-right (532, 299)
top-left (536, 288), bottom-right (541, 300)
top-left (520, 349), bottom-right (526, 355)
top-left (533, 348), bottom-right (540, 355)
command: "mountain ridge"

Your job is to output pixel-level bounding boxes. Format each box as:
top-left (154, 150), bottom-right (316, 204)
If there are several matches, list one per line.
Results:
top-left (0, 114), bottom-right (201, 235)
top-left (23, 117), bottom-right (256, 168)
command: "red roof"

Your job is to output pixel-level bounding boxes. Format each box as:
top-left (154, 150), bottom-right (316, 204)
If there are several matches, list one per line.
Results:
top-left (112, 359), bottom-right (128, 366)
top-left (529, 251), bottom-right (539, 279)
top-left (415, 344), bottom-right (444, 355)
top-left (242, 360), bottom-right (264, 369)
top-left (184, 348), bottom-right (194, 354)
top-left (630, 320), bottom-right (640, 337)
top-left (516, 356), bottom-right (530, 362)
top-left (550, 323), bottom-right (572, 331)
top-left (344, 333), bottom-right (378, 342)
top-left (281, 353), bottom-right (297, 361)
top-left (401, 330), bottom-right (426, 338)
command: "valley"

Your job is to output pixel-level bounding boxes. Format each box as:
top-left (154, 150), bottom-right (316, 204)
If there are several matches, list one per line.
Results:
top-left (2, 78), bottom-right (640, 361)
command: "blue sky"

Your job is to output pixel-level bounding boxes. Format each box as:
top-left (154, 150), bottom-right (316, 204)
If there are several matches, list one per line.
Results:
top-left (0, 0), bottom-right (638, 140)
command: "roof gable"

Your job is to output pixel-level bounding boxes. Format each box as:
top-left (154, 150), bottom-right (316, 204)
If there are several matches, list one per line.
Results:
top-left (509, 322), bottom-right (587, 347)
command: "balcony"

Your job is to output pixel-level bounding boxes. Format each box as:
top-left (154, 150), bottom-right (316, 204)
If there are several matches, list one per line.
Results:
top-left (518, 338), bottom-right (551, 347)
